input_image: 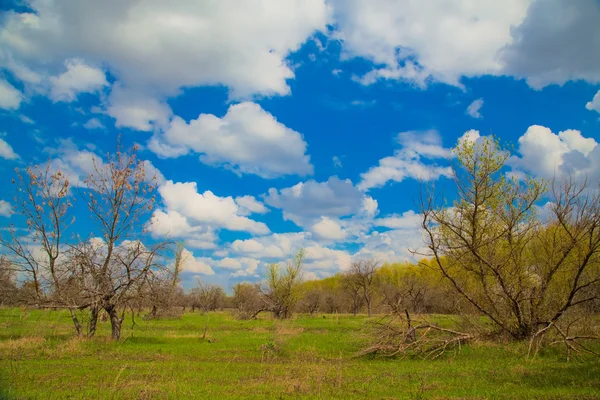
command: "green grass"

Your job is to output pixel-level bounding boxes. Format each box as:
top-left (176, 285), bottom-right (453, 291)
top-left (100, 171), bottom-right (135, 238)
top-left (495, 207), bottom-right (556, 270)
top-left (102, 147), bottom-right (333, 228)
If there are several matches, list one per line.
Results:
top-left (0, 309), bottom-right (599, 399)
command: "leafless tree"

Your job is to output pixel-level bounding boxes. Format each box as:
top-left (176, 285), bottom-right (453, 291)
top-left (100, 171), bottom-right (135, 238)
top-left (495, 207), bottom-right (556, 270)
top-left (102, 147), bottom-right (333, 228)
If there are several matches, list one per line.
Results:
top-left (70, 142), bottom-right (170, 339)
top-left (0, 162), bottom-right (85, 334)
top-left (346, 259), bottom-right (379, 317)
top-left (190, 279), bottom-right (226, 313)
top-left (299, 289), bottom-right (323, 315)
top-left (232, 282), bottom-right (264, 319)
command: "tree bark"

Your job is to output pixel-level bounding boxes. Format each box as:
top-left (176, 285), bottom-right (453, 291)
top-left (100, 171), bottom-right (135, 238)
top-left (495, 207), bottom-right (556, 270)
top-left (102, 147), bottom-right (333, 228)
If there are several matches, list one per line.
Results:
top-left (88, 306), bottom-right (99, 338)
top-left (69, 308), bottom-right (82, 336)
top-left (106, 305), bottom-right (123, 340)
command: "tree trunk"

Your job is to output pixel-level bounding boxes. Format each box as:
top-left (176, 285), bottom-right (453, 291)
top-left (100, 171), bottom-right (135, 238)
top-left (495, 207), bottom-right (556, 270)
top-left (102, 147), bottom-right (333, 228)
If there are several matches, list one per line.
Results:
top-left (106, 306), bottom-right (124, 340)
top-left (366, 298), bottom-right (372, 317)
top-left (88, 306), bottom-right (99, 338)
top-left (69, 308), bottom-right (82, 336)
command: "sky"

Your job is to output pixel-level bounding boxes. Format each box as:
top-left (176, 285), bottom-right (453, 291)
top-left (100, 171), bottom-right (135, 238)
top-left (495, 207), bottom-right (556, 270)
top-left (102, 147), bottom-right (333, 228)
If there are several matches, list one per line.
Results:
top-left (0, 0), bottom-right (599, 291)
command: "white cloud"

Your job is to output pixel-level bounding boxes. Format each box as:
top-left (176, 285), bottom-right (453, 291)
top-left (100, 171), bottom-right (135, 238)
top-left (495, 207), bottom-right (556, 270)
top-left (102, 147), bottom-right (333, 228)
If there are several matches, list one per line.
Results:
top-left (157, 180), bottom-right (270, 235)
top-left (0, 1), bottom-right (330, 100)
top-left (510, 125), bottom-right (599, 181)
top-left (230, 232), bottom-right (352, 273)
top-left (331, 0), bottom-right (600, 89)
top-left (459, 129), bottom-right (481, 144)
top-left (586, 90), bottom-right (600, 113)
top-left (180, 249), bottom-right (215, 275)
top-left (375, 210), bottom-right (422, 229)
top-left (500, 0), bottom-right (600, 88)
top-left (235, 195), bottom-right (269, 216)
top-left (149, 210), bottom-right (218, 250)
top-left (312, 217), bottom-right (347, 240)
top-left (106, 84), bottom-right (172, 132)
top-left (49, 59), bottom-right (108, 102)
top-left (0, 200), bottom-right (13, 217)
top-left (330, 0), bottom-right (530, 87)
top-left (0, 79), bottom-right (23, 110)
top-left (265, 176), bottom-right (365, 227)
top-left (358, 130), bottom-right (453, 190)
top-left (83, 118), bottom-right (104, 130)
top-left (150, 102), bottom-right (313, 178)
top-left (466, 98), bottom-right (484, 119)
top-left (0, 137), bottom-right (19, 160)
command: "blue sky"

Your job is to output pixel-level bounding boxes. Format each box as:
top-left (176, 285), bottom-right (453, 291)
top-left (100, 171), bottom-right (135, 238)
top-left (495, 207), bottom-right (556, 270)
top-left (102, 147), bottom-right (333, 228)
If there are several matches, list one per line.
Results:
top-left (0, 0), bottom-right (599, 290)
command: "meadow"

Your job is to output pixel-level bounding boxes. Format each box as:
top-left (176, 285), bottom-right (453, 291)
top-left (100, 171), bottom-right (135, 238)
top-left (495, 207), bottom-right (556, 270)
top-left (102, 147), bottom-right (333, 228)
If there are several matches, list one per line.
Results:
top-left (1, 309), bottom-right (599, 400)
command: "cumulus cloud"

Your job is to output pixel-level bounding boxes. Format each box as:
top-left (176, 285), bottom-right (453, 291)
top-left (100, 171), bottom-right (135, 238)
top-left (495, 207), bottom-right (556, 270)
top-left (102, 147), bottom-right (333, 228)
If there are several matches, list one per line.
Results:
top-left (106, 84), bottom-right (172, 132)
top-left (156, 180), bottom-right (270, 236)
top-left (0, 200), bottom-right (13, 217)
top-left (230, 232), bottom-right (352, 274)
top-left (49, 59), bottom-right (108, 102)
top-left (466, 98), bottom-right (484, 119)
top-left (265, 176), bottom-right (364, 226)
top-left (510, 125), bottom-right (599, 181)
top-left (149, 102), bottom-right (313, 178)
top-left (586, 90), bottom-right (600, 113)
top-left (0, 137), bottom-right (19, 160)
top-left (500, 0), bottom-right (600, 88)
top-left (331, 0), bottom-right (599, 89)
top-left (374, 210), bottom-right (422, 230)
top-left (0, 79), bottom-right (23, 110)
top-left (0, 0), bottom-right (329, 100)
top-left (358, 130), bottom-right (453, 190)
top-left (180, 249), bottom-right (215, 275)
top-left (330, 0), bottom-right (530, 87)
top-left (311, 217), bottom-right (347, 240)
top-left (235, 196), bottom-right (269, 216)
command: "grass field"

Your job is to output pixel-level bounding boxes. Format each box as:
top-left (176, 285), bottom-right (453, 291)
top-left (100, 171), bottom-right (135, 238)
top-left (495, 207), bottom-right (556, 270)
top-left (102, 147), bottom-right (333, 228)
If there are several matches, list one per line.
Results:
top-left (1, 309), bottom-right (599, 399)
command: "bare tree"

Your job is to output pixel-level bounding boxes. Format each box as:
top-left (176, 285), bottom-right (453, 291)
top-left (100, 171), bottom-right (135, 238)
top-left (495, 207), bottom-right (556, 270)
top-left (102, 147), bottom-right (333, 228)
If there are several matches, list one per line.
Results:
top-left (341, 273), bottom-right (364, 316)
top-left (260, 249), bottom-right (305, 319)
top-left (299, 289), bottom-right (323, 315)
top-left (0, 162), bottom-right (85, 334)
top-left (346, 259), bottom-right (379, 317)
top-left (0, 256), bottom-right (18, 306)
top-left (190, 279), bottom-right (226, 313)
top-left (71, 142), bottom-right (169, 339)
top-left (232, 282), bottom-right (264, 319)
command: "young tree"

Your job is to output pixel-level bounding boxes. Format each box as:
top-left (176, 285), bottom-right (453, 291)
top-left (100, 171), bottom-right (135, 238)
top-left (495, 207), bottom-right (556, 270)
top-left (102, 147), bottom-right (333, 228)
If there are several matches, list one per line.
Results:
top-left (261, 249), bottom-right (305, 319)
top-left (346, 259), bottom-right (379, 317)
top-left (421, 135), bottom-right (600, 342)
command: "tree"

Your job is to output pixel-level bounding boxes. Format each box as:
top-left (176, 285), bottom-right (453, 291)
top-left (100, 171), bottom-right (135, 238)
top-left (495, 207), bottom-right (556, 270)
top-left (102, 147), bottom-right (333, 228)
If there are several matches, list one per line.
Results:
top-left (341, 272), bottom-right (363, 316)
top-left (71, 142), bottom-right (169, 339)
top-left (0, 162), bottom-right (84, 334)
top-left (261, 249), bottom-right (305, 319)
top-left (190, 279), bottom-right (226, 313)
top-left (0, 256), bottom-right (18, 306)
top-left (146, 242), bottom-right (186, 319)
top-left (232, 282), bottom-right (263, 319)
top-left (421, 135), bottom-right (600, 343)
top-left (346, 259), bottom-right (379, 317)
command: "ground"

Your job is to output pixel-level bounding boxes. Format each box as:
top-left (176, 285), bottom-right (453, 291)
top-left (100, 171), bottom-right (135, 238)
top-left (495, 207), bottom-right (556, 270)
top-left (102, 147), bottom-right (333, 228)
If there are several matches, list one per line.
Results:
top-left (0, 309), bottom-right (599, 399)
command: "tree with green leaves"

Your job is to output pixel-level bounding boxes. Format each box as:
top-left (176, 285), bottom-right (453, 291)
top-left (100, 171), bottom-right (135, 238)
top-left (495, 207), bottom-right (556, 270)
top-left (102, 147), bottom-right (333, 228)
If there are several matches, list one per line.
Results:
top-left (421, 135), bottom-right (600, 345)
top-left (260, 249), bottom-right (305, 319)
